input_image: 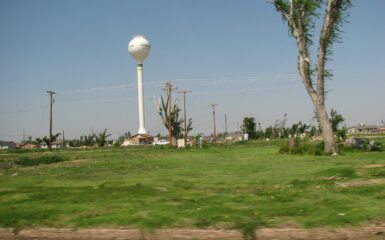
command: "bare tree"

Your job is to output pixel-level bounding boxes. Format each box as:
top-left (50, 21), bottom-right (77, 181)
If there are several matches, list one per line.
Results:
top-left (273, 0), bottom-right (352, 153)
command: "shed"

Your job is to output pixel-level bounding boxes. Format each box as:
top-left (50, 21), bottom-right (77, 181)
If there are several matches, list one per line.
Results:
top-left (127, 134), bottom-right (154, 145)
top-left (0, 141), bottom-right (16, 150)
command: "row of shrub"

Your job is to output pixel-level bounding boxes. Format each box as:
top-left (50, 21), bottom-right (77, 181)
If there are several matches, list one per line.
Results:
top-left (0, 155), bottom-right (67, 169)
top-left (279, 138), bottom-right (384, 155)
top-left (14, 155), bottom-right (66, 166)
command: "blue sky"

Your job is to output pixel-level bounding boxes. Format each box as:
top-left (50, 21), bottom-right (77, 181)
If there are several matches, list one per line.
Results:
top-left (0, 0), bottom-right (384, 141)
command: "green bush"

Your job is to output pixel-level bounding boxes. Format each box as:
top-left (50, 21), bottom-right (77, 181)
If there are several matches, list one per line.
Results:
top-left (370, 142), bottom-right (384, 152)
top-left (14, 155), bottom-right (66, 166)
top-left (338, 140), bottom-right (384, 153)
top-left (280, 139), bottom-right (384, 155)
top-left (0, 161), bottom-right (14, 169)
top-left (279, 141), bottom-right (325, 155)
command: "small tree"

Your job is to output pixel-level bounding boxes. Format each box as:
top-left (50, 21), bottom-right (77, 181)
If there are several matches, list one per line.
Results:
top-left (80, 134), bottom-right (95, 146)
top-left (35, 137), bottom-right (43, 145)
top-left (330, 109), bottom-right (347, 140)
top-left (184, 117), bottom-right (193, 137)
top-left (153, 95), bottom-right (184, 138)
top-left (273, 0), bottom-right (352, 153)
top-left (242, 117), bottom-right (257, 139)
top-left (264, 126), bottom-right (273, 139)
top-left (42, 133), bottom-right (60, 146)
top-left (92, 129), bottom-right (111, 147)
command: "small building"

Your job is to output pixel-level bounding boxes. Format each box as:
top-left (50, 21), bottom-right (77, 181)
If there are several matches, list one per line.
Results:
top-left (40, 140), bottom-right (64, 149)
top-left (0, 141), bottom-right (16, 150)
top-left (24, 144), bottom-right (37, 149)
top-left (347, 125), bottom-right (379, 134)
top-left (122, 134), bottom-right (154, 146)
top-left (377, 126), bottom-right (385, 133)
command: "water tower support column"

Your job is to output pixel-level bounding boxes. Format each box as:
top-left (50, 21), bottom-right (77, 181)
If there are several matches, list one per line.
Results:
top-left (137, 63), bottom-right (146, 135)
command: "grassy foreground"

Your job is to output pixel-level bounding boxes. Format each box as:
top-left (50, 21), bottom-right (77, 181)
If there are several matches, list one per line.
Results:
top-left (0, 141), bottom-right (384, 234)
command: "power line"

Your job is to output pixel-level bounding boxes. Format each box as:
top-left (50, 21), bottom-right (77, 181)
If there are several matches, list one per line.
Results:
top-left (190, 84), bottom-right (303, 96)
top-left (0, 105), bottom-right (49, 114)
top-left (54, 74), bottom-right (301, 95)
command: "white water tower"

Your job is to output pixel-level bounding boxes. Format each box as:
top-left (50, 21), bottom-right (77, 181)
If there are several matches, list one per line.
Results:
top-left (128, 35), bottom-right (151, 135)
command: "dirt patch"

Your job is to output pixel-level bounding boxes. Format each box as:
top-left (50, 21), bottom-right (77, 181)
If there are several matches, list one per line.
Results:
top-left (335, 178), bottom-right (385, 188)
top-left (363, 164), bottom-right (385, 169)
top-left (1, 223), bottom-right (385, 240)
top-left (318, 176), bottom-right (345, 181)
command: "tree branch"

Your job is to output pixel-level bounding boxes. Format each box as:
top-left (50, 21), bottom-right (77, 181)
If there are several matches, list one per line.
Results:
top-left (294, 2), bottom-right (317, 99)
top-left (317, 0), bottom-right (339, 103)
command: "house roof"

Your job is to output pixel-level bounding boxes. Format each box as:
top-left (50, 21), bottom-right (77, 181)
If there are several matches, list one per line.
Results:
top-left (0, 141), bottom-right (16, 147)
top-left (130, 134), bottom-right (153, 139)
top-left (348, 125), bottom-right (378, 130)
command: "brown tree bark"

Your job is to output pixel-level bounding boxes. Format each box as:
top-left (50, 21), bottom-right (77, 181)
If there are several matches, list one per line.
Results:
top-left (314, 100), bottom-right (337, 153)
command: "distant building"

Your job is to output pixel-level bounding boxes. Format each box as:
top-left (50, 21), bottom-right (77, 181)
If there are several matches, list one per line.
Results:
top-left (0, 141), bottom-right (16, 150)
top-left (24, 144), bottom-right (36, 149)
top-left (377, 126), bottom-right (385, 133)
top-left (40, 140), bottom-right (64, 149)
top-left (347, 125), bottom-right (379, 134)
top-left (122, 134), bottom-right (154, 146)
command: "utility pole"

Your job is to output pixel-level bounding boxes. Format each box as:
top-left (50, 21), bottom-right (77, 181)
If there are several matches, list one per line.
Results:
top-left (62, 129), bottom-right (65, 149)
top-left (162, 81), bottom-right (177, 146)
top-left (178, 90), bottom-right (191, 146)
top-left (47, 91), bottom-right (56, 151)
top-left (225, 114), bottom-right (228, 139)
top-left (210, 104), bottom-right (218, 142)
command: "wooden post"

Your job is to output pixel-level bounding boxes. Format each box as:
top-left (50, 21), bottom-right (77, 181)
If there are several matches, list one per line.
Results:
top-left (210, 104), bottom-right (218, 142)
top-left (178, 90), bottom-right (191, 147)
top-left (47, 91), bottom-right (56, 151)
top-left (163, 82), bottom-right (177, 147)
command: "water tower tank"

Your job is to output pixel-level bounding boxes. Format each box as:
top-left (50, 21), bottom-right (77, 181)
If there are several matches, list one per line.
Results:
top-left (128, 35), bottom-right (151, 64)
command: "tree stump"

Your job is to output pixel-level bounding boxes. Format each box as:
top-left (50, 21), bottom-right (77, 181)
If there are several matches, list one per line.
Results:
top-left (289, 138), bottom-right (297, 153)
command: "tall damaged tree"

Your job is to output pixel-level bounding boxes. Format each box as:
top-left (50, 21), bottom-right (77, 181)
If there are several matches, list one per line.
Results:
top-left (153, 96), bottom-right (184, 138)
top-left (273, 0), bottom-right (352, 153)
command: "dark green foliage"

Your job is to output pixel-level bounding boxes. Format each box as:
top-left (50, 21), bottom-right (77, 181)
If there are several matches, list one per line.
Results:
top-left (281, 138), bottom-right (383, 155)
top-left (154, 95), bottom-right (186, 138)
top-left (264, 126), bottom-right (273, 138)
top-left (242, 117), bottom-right (257, 139)
top-left (279, 141), bottom-right (325, 155)
top-left (330, 109), bottom-right (347, 140)
top-left (92, 129), bottom-right (111, 147)
top-left (81, 134), bottom-right (95, 147)
top-left (290, 121), bottom-right (309, 136)
top-left (370, 142), bottom-right (384, 152)
top-left (42, 133), bottom-right (61, 146)
top-left (338, 140), bottom-right (384, 153)
top-left (14, 155), bottom-right (66, 166)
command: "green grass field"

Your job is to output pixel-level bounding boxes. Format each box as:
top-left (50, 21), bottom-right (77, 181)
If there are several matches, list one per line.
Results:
top-left (1, 141), bottom-right (384, 234)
